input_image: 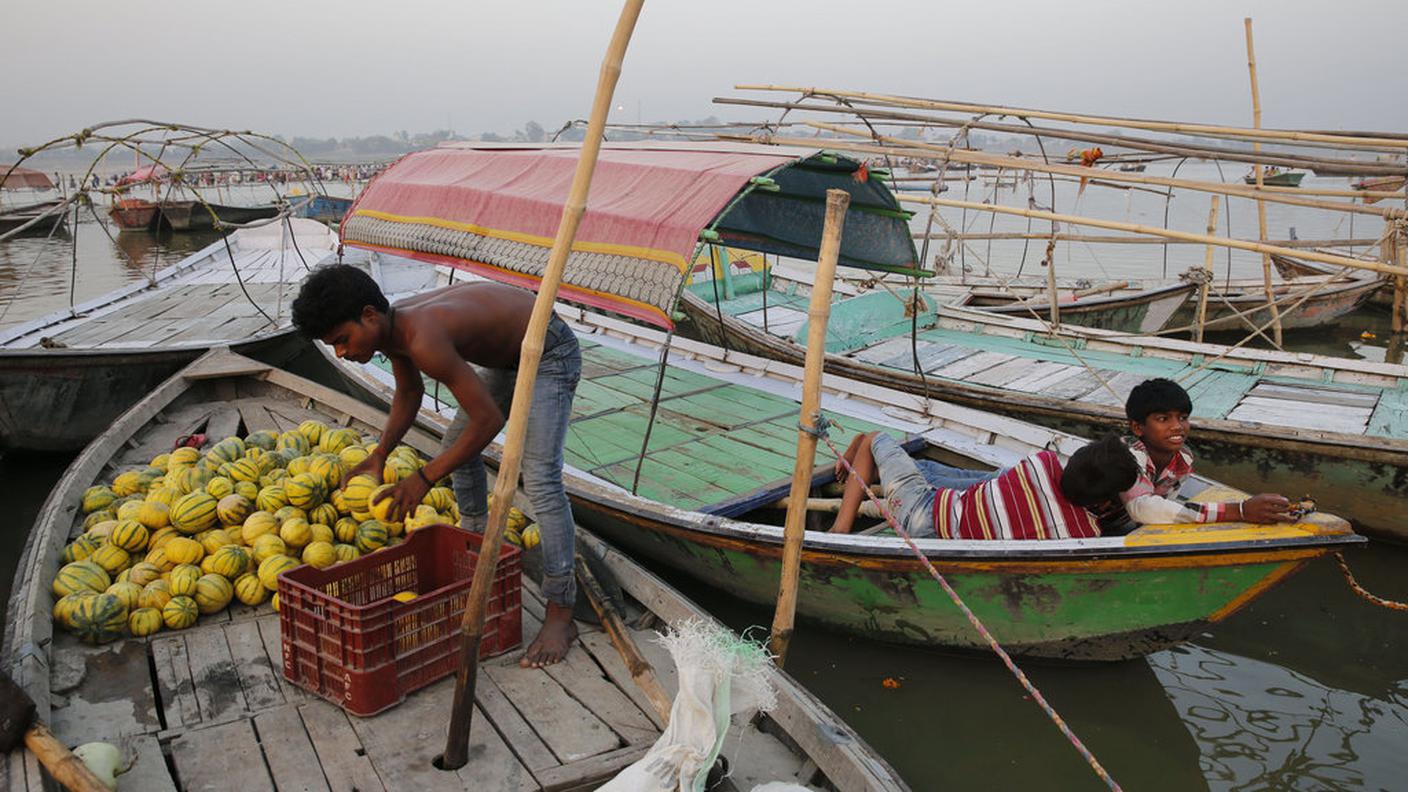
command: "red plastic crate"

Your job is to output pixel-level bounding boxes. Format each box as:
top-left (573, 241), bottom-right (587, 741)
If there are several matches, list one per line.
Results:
top-left (277, 523), bottom-right (522, 716)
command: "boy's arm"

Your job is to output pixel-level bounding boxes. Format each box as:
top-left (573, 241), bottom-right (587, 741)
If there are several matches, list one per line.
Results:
top-left (1121, 485), bottom-right (1292, 525)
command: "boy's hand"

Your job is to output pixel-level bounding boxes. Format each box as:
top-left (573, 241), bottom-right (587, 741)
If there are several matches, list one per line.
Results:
top-left (371, 475), bottom-right (430, 522)
top-left (1241, 493), bottom-right (1292, 523)
top-left (342, 451), bottom-right (386, 488)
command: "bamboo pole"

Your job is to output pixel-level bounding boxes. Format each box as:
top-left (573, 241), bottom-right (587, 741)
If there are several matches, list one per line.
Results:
top-left (895, 193), bottom-right (1408, 277)
top-left (575, 553), bottom-right (672, 723)
top-left (440, 0), bottom-right (645, 770)
top-left (1245, 18), bottom-right (1283, 346)
top-left (769, 188), bottom-right (850, 667)
top-left (780, 121), bottom-right (1408, 221)
top-left (733, 84), bottom-right (1408, 151)
top-left (1195, 197), bottom-right (1221, 343)
top-left (715, 96), bottom-right (1408, 177)
top-left (911, 232), bottom-right (1381, 248)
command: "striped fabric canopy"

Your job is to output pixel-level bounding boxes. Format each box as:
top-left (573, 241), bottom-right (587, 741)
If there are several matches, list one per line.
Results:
top-left (341, 142), bottom-right (917, 329)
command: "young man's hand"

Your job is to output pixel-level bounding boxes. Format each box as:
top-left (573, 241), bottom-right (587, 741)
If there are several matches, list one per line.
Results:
top-left (342, 451), bottom-right (386, 488)
top-left (1241, 493), bottom-right (1292, 523)
top-left (372, 474), bottom-right (430, 522)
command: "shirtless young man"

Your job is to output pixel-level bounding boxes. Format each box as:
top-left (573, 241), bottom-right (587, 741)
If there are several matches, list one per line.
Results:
top-left (291, 264), bottom-right (582, 667)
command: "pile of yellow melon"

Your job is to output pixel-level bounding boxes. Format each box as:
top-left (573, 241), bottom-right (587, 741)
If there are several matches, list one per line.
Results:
top-left (51, 420), bottom-right (463, 644)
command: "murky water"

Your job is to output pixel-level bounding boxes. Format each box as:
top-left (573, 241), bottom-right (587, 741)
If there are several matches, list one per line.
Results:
top-left (3, 162), bottom-right (1405, 789)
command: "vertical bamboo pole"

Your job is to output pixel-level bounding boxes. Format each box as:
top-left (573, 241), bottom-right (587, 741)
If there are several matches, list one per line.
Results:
top-left (439, 0), bottom-right (645, 770)
top-left (1245, 17), bottom-right (1284, 346)
top-left (1195, 196), bottom-right (1221, 344)
top-left (769, 188), bottom-right (851, 666)
top-left (1045, 242), bottom-right (1061, 330)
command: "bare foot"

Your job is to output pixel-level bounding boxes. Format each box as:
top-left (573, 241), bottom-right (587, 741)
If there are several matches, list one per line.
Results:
top-left (520, 601), bottom-right (578, 668)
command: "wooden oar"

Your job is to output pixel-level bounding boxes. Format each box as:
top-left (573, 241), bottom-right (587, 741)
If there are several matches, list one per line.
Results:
top-left (575, 552), bottom-right (672, 724)
top-left (769, 188), bottom-right (850, 666)
top-left (0, 670), bottom-right (110, 792)
top-left (439, 0), bottom-right (645, 770)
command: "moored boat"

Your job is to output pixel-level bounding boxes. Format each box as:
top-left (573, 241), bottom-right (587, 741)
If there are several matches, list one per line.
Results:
top-left (1244, 168), bottom-right (1305, 187)
top-left (0, 199), bottom-right (68, 236)
top-left (0, 350), bottom-right (905, 791)
top-left (106, 197), bottom-right (159, 230)
top-left (1271, 252), bottom-right (1394, 310)
top-left (156, 199), bottom-right (282, 231)
top-left (288, 193), bottom-right (355, 224)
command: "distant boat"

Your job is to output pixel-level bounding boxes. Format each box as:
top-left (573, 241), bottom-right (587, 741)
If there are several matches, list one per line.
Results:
top-left (0, 199), bottom-right (68, 236)
top-left (1244, 168), bottom-right (1305, 187)
top-left (1271, 252), bottom-right (1393, 310)
top-left (156, 199), bottom-right (281, 231)
top-left (1117, 163), bottom-right (1147, 172)
top-left (107, 197), bottom-right (160, 230)
top-left (288, 193), bottom-right (355, 224)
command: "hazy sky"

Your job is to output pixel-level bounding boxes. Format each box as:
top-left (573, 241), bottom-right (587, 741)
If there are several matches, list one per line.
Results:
top-left (4, 0), bottom-right (1405, 148)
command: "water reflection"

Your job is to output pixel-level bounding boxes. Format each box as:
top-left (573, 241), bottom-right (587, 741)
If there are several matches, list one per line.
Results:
top-left (1149, 644), bottom-right (1408, 791)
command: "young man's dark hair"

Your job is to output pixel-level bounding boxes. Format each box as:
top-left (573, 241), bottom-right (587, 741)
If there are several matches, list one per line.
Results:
top-left (1124, 378), bottom-right (1193, 423)
top-left (290, 264), bottom-right (390, 340)
top-left (1060, 434), bottom-right (1141, 508)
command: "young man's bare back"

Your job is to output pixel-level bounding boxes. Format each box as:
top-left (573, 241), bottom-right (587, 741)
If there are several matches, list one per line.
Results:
top-left (294, 266), bottom-right (582, 668)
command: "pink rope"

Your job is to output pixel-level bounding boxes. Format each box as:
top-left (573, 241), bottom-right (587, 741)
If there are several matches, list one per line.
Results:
top-left (820, 426), bottom-right (1121, 791)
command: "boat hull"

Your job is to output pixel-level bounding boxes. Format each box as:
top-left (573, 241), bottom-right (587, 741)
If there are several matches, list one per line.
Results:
top-left (107, 199), bottom-right (159, 230)
top-left (158, 201), bottom-right (280, 231)
top-left (573, 488), bottom-right (1321, 661)
top-left (0, 331), bottom-right (306, 452)
top-left (680, 293), bottom-right (1408, 544)
top-left (976, 282), bottom-right (1194, 334)
top-left (1167, 276), bottom-right (1380, 332)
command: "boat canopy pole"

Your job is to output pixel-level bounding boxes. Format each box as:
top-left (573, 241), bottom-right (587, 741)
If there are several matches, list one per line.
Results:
top-left (629, 325), bottom-right (676, 496)
top-left (439, 0), bottom-right (645, 770)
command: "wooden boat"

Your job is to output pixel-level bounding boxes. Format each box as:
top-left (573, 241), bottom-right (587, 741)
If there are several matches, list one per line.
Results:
top-left (326, 294), bottom-right (1362, 660)
top-left (157, 200), bottom-right (281, 231)
top-left (1244, 169), bottom-right (1305, 187)
top-left (0, 199), bottom-right (67, 236)
top-left (1271, 252), bottom-right (1393, 310)
top-left (0, 219), bottom-right (438, 452)
top-left (1163, 271), bottom-right (1382, 332)
top-left (1, 350), bottom-right (904, 792)
top-left (679, 287), bottom-right (1408, 543)
top-left (288, 194), bottom-right (355, 224)
top-left (107, 198), bottom-right (160, 230)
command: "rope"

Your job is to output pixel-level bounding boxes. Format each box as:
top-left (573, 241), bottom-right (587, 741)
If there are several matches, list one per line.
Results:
top-left (817, 422), bottom-right (1121, 791)
top-left (1335, 552), bottom-right (1408, 611)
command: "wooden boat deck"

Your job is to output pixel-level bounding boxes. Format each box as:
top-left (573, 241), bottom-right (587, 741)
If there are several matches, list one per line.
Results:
top-left (6, 360), bottom-right (888, 791)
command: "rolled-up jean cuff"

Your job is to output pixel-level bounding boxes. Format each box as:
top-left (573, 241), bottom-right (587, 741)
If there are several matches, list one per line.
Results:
top-left (541, 574), bottom-right (576, 608)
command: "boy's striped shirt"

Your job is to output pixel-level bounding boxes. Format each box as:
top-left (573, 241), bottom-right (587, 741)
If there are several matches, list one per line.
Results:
top-left (931, 450), bottom-right (1101, 540)
top-left (1093, 440), bottom-right (1234, 527)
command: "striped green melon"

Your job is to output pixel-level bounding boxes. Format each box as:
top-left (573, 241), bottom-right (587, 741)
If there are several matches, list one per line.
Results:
top-left (171, 491), bottom-right (218, 534)
top-left (207, 545), bottom-right (251, 580)
top-left (297, 420), bottom-right (328, 446)
top-left (71, 593), bottom-right (128, 644)
top-left (128, 607), bottom-right (163, 637)
top-left (354, 520), bottom-right (389, 554)
top-left (126, 561), bottom-right (163, 588)
top-left (135, 500), bottom-right (170, 530)
top-left (111, 470), bottom-right (145, 497)
top-left (333, 544), bottom-right (361, 563)
top-left (318, 428), bottom-right (360, 455)
top-left (308, 503), bottom-right (339, 529)
top-left (168, 446), bottom-right (201, 467)
top-left (216, 494), bottom-right (253, 526)
top-left (204, 476), bottom-right (235, 499)
top-left (258, 555), bottom-right (300, 591)
top-left (245, 430), bottom-right (278, 451)
top-left (53, 592), bottom-right (95, 629)
top-left (285, 473), bottom-right (326, 510)
top-left (241, 511), bottom-right (279, 544)
top-left (339, 445), bottom-right (371, 469)
top-left (61, 535), bottom-right (101, 564)
top-left (105, 581), bottom-right (143, 612)
top-left (233, 574), bottom-right (268, 606)
top-left (334, 517), bottom-right (359, 544)
top-left (168, 564), bottom-right (202, 597)
top-left (138, 580), bottom-right (172, 610)
top-left (115, 500), bottom-right (144, 522)
top-left (276, 432), bottom-right (311, 456)
top-left (110, 519), bottom-right (150, 552)
top-left (233, 480), bottom-right (259, 501)
top-left (342, 474), bottom-right (378, 514)
top-left (163, 536), bottom-right (204, 566)
top-left (251, 534), bottom-right (287, 563)
top-left (256, 485), bottom-right (289, 513)
top-left (207, 437), bottom-right (246, 465)
top-left (226, 457), bottom-right (262, 484)
top-left (82, 486), bottom-right (117, 514)
top-left (301, 541), bottom-right (336, 569)
top-left (279, 518), bottom-right (312, 549)
top-left (194, 574), bottom-right (234, 614)
top-left (88, 544), bottom-right (130, 576)
top-left (162, 596), bottom-right (199, 630)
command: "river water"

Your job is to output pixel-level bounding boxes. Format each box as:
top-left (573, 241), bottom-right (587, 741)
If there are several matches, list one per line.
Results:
top-left (2, 164), bottom-right (1405, 789)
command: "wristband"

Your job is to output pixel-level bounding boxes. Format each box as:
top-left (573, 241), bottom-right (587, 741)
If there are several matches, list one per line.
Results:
top-left (416, 468), bottom-right (433, 488)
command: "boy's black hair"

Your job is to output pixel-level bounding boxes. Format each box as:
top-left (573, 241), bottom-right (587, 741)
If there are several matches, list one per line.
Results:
top-left (1060, 434), bottom-right (1140, 508)
top-left (1125, 378), bottom-right (1192, 423)
top-left (290, 264), bottom-right (389, 339)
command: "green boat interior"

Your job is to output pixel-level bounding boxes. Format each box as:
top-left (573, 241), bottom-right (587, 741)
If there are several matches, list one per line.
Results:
top-left (688, 271), bottom-right (1408, 440)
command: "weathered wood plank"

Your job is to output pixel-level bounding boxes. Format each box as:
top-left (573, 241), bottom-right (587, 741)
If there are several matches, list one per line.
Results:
top-left (543, 648), bottom-right (658, 747)
top-left (534, 744), bottom-right (651, 792)
top-left (1227, 396), bottom-right (1372, 434)
top-left (253, 705), bottom-right (332, 792)
top-left (152, 634), bottom-right (201, 729)
top-left (931, 350), bottom-right (1013, 381)
top-left (170, 719), bottom-right (276, 792)
top-left (48, 637), bottom-right (162, 744)
top-left (1247, 381), bottom-right (1381, 409)
top-left (184, 624), bottom-right (250, 723)
top-left (483, 663), bottom-right (621, 764)
top-left (297, 700), bottom-right (387, 792)
top-left (474, 671), bottom-right (557, 772)
top-left (237, 401), bottom-right (281, 434)
top-left (116, 734), bottom-right (178, 792)
top-left (256, 615), bottom-right (305, 702)
top-left (224, 619), bottom-right (285, 713)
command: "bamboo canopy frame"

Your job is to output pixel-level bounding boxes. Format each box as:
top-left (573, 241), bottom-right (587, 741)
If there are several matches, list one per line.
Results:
top-left (440, 0), bottom-right (646, 770)
top-left (1244, 17), bottom-right (1284, 345)
top-left (769, 189), bottom-right (850, 666)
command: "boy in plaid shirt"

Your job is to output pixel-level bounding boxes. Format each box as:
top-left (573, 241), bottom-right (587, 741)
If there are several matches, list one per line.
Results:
top-left (1093, 378), bottom-right (1292, 533)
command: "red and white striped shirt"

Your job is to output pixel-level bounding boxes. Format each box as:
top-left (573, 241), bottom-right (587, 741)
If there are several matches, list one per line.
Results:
top-left (930, 451), bottom-right (1101, 540)
top-left (1101, 440), bottom-right (1233, 526)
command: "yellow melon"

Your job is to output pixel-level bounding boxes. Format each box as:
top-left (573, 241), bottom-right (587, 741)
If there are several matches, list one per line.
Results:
top-left (128, 607), bottom-right (163, 637)
top-left (233, 574), bottom-right (268, 606)
top-left (301, 541), bottom-right (336, 569)
top-left (162, 596), bottom-right (198, 630)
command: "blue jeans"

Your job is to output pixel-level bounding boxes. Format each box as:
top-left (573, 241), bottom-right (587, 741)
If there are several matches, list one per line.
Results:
top-left (441, 315), bottom-right (582, 607)
top-left (915, 460), bottom-right (1001, 490)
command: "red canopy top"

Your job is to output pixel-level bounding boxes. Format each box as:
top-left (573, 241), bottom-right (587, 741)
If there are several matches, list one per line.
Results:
top-left (341, 143), bottom-right (806, 328)
top-left (117, 163), bottom-right (169, 187)
top-left (1, 166), bottom-right (55, 190)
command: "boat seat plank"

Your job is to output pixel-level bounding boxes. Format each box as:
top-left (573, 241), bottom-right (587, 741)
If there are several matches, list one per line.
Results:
top-left (170, 719), bottom-right (276, 792)
top-left (152, 634), bottom-right (201, 729)
top-left (930, 350), bottom-right (1014, 381)
top-left (1367, 387), bottom-right (1408, 438)
top-left (1180, 369), bottom-right (1257, 420)
top-left (349, 680), bottom-right (536, 792)
top-left (1007, 362), bottom-right (1084, 394)
top-left (224, 619), bottom-right (286, 713)
top-left (1227, 396), bottom-right (1373, 434)
top-left (543, 648), bottom-right (659, 747)
top-left (571, 409), bottom-right (706, 454)
top-left (117, 406), bottom-right (214, 467)
top-left (965, 357), bottom-right (1047, 388)
top-left (184, 623), bottom-right (252, 723)
top-left (296, 700), bottom-right (388, 792)
top-left (1038, 367), bottom-right (1120, 400)
top-left (116, 735), bottom-right (179, 792)
top-left (662, 383), bottom-right (797, 425)
top-left (571, 378), bottom-right (646, 418)
top-left (646, 445), bottom-right (790, 495)
top-left (848, 336), bottom-right (922, 365)
top-left (238, 402), bottom-right (282, 435)
top-left (591, 367), bottom-right (719, 403)
top-left (1082, 371), bottom-right (1158, 408)
top-left (206, 406), bottom-right (243, 443)
top-left (1247, 381), bottom-right (1382, 409)
top-left (253, 705), bottom-right (332, 792)
top-left (483, 663), bottom-right (622, 764)
top-left (595, 460), bottom-right (735, 511)
top-left (475, 672), bottom-right (560, 772)
top-left (693, 433), bottom-right (805, 478)
top-left (47, 637), bottom-right (162, 744)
